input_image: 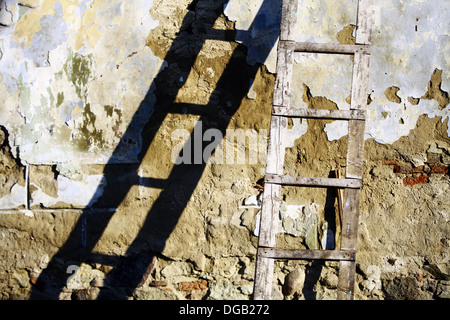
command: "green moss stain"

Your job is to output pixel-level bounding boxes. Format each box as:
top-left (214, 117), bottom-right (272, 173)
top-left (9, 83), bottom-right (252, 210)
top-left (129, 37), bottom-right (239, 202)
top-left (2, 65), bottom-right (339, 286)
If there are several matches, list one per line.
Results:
top-left (55, 70), bottom-right (63, 81)
top-left (104, 105), bottom-right (123, 139)
top-left (63, 50), bottom-right (94, 99)
top-left (19, 84), bottom-right (31, 110)
top-left (104, 105), bottom-right (114, 117)
top-left (56, 92), bottom-right (64, 107)
top-left (17, 74), bottom-right (31, 109)
top-left (62, 50), bottom-right (105, 152)
top-left (74, 103), bottom-right (105, 152)
top-left (104, 105), bottom-right (122, 119)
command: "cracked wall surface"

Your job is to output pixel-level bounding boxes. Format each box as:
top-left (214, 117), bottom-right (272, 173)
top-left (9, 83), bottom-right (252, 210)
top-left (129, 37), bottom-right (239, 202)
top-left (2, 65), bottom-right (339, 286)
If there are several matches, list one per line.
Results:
top-left (0, 0), bottom-right (163, 166)
top-left (0, 0), bottom-right (449, 300)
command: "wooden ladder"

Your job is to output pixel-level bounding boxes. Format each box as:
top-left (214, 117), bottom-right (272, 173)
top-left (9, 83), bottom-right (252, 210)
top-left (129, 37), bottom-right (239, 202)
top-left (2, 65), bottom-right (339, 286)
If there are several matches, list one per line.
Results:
top-left (253, 0), bottom-right (373, 300)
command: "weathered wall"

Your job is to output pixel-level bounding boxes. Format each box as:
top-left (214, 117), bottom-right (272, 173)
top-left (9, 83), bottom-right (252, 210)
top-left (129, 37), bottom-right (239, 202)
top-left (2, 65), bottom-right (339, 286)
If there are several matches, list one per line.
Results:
top-left (0, 0), bottom-right (448, 300)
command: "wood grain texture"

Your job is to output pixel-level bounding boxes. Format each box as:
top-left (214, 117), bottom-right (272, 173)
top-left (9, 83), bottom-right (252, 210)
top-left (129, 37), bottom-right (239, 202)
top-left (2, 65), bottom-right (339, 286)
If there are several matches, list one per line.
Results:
top-left (345, 119), bottom-right (366, 179)
top-left (350, 52), bottom-right (371, 110)
top-left (272, 107), bottom-right (366, 120)
top-left (292, 42), bottom-right (370, 55)
top-left (264, 174), bottom-right (362, 189)
top-left (355, 0), bottom-right (373, 45)
top-left (279, 0), bottom-right (299, 41)
top-left (259, 248), bottom-right (356, 261)
top-left (255, 0), bottom-right (373, 301)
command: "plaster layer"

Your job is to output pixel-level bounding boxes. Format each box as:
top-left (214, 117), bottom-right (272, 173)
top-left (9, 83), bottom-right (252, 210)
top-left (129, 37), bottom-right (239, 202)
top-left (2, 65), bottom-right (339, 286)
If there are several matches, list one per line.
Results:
top-left (0, 0), bottom-right (164, 165)
top-left (224, 0), bottom-right (450, 144)
top-left (0, 0), bottom-right (448, 301)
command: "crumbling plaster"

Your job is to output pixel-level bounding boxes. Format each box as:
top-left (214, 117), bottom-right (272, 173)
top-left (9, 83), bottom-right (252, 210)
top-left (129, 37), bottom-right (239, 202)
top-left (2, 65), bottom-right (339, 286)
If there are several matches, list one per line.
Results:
top-left (225, 0), bottom-right (449, 145)
top-left (0, 0), bottom-right (448, 207)
top-left (0, 0), bottom-right (164, 166)
top-left (0, 0), bottom-right (448, 300)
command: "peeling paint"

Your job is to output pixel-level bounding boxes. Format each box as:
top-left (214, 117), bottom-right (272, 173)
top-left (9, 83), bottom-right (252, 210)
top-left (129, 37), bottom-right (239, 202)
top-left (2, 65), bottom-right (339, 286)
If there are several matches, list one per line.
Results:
top-left (385, 86), bottom-right (402, 104)
top-left (63, 49), bottom-right (93, 99)
top-left (30, 173), bottom-right (106, 208)
top-left (0, 0), bottom-right (448, 301)
top-left (224, 0), bottom-right (449, 145)
top-left (0, 183), bottom-right (26, 209)
top-left (0, 0), bottom-right (163, 165)
top-left (1, 0), bottom-right (447, 162)
top-left (224, 0), bottom-right (281, 73)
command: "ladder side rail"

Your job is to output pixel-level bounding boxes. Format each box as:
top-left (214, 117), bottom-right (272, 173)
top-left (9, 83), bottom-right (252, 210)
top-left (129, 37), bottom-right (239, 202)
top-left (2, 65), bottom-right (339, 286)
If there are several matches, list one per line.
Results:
top-left (254, 0), bottom-right (298, 300)
top-left (338, 0), bottom-right (373, 300)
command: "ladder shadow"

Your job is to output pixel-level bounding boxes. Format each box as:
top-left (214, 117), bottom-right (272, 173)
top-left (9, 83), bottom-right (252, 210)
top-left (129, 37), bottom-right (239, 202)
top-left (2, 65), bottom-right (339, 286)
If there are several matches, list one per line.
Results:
top-left (30, 0), bottom-right (282, 300)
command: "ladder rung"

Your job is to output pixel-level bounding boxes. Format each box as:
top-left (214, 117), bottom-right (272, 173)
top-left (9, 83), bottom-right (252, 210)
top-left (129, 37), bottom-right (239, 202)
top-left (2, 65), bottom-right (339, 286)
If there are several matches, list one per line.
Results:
top-left (272, 107), bottom-right (366, 120)
top-left (264, 174), bottom-right (362, 189)
top-left (289, 41), bottom-right (370, 55)
top-left (259, 248), bottom-right (356, 261)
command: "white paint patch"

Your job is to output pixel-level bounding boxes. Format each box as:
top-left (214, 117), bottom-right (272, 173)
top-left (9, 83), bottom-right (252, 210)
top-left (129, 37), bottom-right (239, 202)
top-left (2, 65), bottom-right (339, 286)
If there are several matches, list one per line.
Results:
top-left (254, 203), bottom-right (320, 238)
top-left (30, 174), bottom-right (106, 208)
top-left (327, 0), bottom-right (450, 144)
top-left (0, 0), bottom-right (164, 165)
top-left (285, 118), bottom-right (308, 148)
top-left (364, 265), bottom-right (382, 291)
top-left (224, 0), bottom-right (281, 73)
top-left (0, 183), bottom-right (26, 209)
top-left (224, 0), bottom-right (450, 144)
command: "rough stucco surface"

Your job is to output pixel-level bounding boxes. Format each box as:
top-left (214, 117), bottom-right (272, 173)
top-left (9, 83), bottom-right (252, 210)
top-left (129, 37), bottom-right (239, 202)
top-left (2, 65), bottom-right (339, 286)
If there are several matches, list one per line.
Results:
top-left (0, 0), bottom-right (163, 166)
top-left (0, 0), bottom-right (449, 300)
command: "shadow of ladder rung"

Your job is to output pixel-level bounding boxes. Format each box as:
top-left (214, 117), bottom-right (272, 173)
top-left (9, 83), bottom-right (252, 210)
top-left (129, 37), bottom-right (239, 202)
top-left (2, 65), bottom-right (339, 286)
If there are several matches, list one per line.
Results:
top-left (81, 30), bottom-right (255, 261)
top-left (117, 27), bottom-right (252, 186)
top-left (30, 0), bottom-right (282, 299)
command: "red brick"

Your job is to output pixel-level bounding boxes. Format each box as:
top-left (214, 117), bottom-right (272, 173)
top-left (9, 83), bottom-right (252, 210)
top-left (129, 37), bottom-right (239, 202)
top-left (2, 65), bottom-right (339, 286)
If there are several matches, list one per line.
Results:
top-left (412, 165), bottom-right (425, 173)
top-left (403, 175), bottom-right (428, 186)
top-left (429, 164), bottom-right (448, 174)
top-left (149, 280), bottom-right (168, 287)
top-left (394, 164), bottom-right (412, 174)
top-left (178, 280), bottom-right (208, 291)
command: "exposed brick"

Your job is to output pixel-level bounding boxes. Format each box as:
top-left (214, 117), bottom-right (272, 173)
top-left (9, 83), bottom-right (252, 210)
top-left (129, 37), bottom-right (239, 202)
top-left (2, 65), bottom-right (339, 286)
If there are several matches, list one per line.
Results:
top-left (178, 280), bottom-right (208, 291)
top-left (149, 280), bottom-right (168, 287)
top-left (403, 175), bottom-right (428, 186)
top-left (411, 165), bottom-right (427, 173)
top-left (387, 160), bottom-right (448, 182)
top-left (394, 164), bottom-right (412, 174)
top-left (429, 164), bottom-right (448, 174)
